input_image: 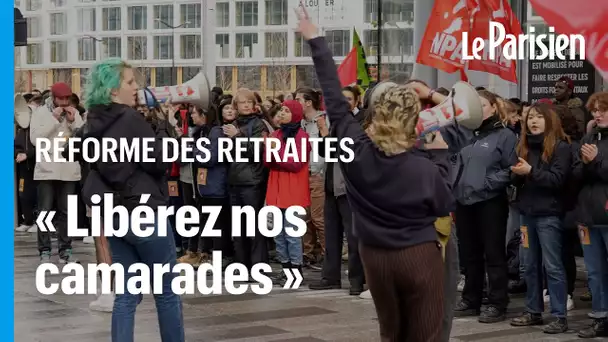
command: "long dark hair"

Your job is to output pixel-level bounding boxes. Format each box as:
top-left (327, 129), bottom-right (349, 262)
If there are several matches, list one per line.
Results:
top-left (517, 103), bottom-right (568, 163)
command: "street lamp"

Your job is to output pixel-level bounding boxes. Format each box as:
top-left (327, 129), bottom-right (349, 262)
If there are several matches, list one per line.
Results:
top-left (155, 19), bottom-right (190, 84)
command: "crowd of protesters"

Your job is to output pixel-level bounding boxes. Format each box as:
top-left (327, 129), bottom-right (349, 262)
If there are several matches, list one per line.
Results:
top-left (13, 10), bottom-right (608, 342)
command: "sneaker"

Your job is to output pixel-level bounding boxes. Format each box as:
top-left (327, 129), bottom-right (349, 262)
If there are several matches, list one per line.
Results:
top-left (59, 249), bottom-right (79, 264)
top-left (457, 275), bottom-right (465, 292)
top-left (543, 318), bottom-right (568, 334)
top-left (578, 318), bottom-right (608, 338)
top-left (454, 300), bottom-right (480, 317)
top-left (543, 289), bottom-right (550, 304)
top-left (15, 224), bottom-right (31, 232)
top-left (26, 224), bottom-right (38, 233)
top-left (308, 279), bottom-right (341, 290)
top-left (479, 305), bottom-right (506, 323)
top-left (83, 236), bottom-right (95, 244)
top-left (89, 293), bottom-right (115, 313)
top-left (40, 251), bottom-right (51, 263)
top-left (359, 289), bottom-right (372, 299)
top-left (580, 291), bottom-right (592, 302)
top-left (567, 295), bottom-right (575, 311)
top-left (511, 312), bottom-right (543, 327)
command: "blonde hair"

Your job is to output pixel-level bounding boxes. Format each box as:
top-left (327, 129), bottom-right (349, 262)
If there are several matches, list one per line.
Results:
top-left (366, 86), bottom-right (421, 156)
top-left (233, 88), bottom-right (257, 106)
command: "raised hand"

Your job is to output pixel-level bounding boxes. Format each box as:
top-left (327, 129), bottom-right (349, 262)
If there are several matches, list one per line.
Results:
top-left (293, 3), bottom-right (319, 41)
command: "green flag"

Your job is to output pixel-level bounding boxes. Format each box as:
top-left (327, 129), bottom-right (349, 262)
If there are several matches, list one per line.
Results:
top-left (353, 29), bottom-right (371, 88)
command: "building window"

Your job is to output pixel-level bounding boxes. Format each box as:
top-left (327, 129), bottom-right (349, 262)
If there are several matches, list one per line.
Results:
top-left (50, 41), bottom-right (68, 63)
top-left (294, 33), bottom-right (311, 57)
top-left (154, 5), bottom-right (174, 28)
top-left (155, 67), bottom-right (176, 87)
top-left (237, 66), bottom-right (261, 90)
top-left (180, 4), bottom-right (201, 28)
top-left (128, 6), bottom-right (147, 30)
top-left (80, 68), bottom-right (89, 88)
top-left (183, 67), bottom-right (200, 82)
top-left (235, 2), bottom-right (258, 27)
top-left (264, 32), bottom-right (287, 58)
top-left (216, 66), bottom-right (233, 91)
top-left (180, 35), bottom-right (201, 59)
top-left (78, 8), bottom-right (96, 32)
top-left (78, 38), bottom-right (96, 61)
top-left (102, 37), bottom-right (121, 58)
top-left (102, 7), bottom-right (121, 31)
top-left (216, 2), bottom-right (229, 27)
top-left (26, 43), bottom-right (42, 64)
top-left (153, 36), bottom-right (174, 59)
top-left (364, 28), bottom-right (413, 56)
top-left (26, 17), bottom-right (41, 38)
top-left (25, 0), bottom-right (41, 11)
top-left (216, 34), bottom-right (229, 59)
top-left (265, 0), bottom-right (287, 25)
top-left (50, 13), bottom-right (67, 35)
top-left (127, 36), bottom-right (147, 60)
top-left (326, 30), bottom-right (350, 57)
top-left (364, 0), bottom-right (414, 23)
top-left (50, 0), bottom-right (66, 7)
top-left (235, 33), bottom-right (258, 58)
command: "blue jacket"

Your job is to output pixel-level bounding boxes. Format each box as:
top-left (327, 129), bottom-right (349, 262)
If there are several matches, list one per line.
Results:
top-left (442, 116), bottom-right (518, 205)
top-left (195, 126), bottom-right (228, 198)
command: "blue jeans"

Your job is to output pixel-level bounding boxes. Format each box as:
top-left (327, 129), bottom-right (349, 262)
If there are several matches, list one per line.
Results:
top-left (521, 215), bottom-right (567, 318)
top-left (274, 209), bottom-right (304, 266)
top-left (108, 218), bottom-right (185, 342)
top-left (580, 225), bottom-right (608, 318)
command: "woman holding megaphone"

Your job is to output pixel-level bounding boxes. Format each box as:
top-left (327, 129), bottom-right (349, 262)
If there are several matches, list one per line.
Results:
top-left (296, 6), bottom-right (453, 341)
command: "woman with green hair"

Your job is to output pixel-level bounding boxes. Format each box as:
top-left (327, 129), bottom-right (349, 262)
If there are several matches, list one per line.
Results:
top-left (81, 58), bottom-right (184, 342)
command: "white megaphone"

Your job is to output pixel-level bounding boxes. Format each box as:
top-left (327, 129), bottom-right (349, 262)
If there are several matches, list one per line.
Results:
top-left (137, 72), bottom-right (212, 109)
top-left (14, 93), bottom-right (31, 129)
top-left (415, 81), bottom-right (483, 137)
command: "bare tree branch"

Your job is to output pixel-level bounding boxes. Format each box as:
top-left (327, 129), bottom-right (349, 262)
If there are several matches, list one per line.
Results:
top-left (216, 66), bottom-right (232, 92)
top-left (265, 32), bottom-right (290, 96)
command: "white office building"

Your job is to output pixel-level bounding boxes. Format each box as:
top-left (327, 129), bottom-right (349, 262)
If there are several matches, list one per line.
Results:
top-left (14, 0), bottom-right (415, 96)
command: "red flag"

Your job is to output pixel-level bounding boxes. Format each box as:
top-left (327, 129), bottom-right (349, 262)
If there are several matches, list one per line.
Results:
top-left (466, 0), bottom-right (522, 83)
top-left (529, 0), bottom-right (608, 80)
top-left (337, 47), bottom-right (357, 86)
top-left (415, 0), bottom-right (469, 74)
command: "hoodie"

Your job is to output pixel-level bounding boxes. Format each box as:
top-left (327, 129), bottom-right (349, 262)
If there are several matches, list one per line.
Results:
top-left (308, 36), bottom-right (454, 249)
top-left (81, 103), bottom-right (171, 211)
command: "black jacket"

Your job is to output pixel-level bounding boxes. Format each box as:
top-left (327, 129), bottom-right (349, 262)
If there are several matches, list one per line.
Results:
top-left (573, 127), bottom-right (608, 226)
top-left (14, 126), bottom-right (36, 175)
top-left (227, 114), bottom-right (269, 187)
top-left (81, 103), bottom-right (171, 211)
top-left (513, 136), bottom-right (571, 217)
top-left (309, 36), bottom-right (454, 249)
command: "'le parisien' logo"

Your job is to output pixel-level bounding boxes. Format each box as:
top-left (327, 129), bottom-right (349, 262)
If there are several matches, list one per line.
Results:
top-left (462, 21), bottom-right (586, 61)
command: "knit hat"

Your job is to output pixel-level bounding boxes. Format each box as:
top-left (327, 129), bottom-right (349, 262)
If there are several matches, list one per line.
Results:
top-left (50, 82), bottom-right (72, 98)
top-left (282, 100), bottom-right (303, 123)
top-left (557, 76), bottom-right (574, 91)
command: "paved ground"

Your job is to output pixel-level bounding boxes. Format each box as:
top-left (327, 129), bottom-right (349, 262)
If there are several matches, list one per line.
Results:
top-left (14, 231), bottom-right (604, 342)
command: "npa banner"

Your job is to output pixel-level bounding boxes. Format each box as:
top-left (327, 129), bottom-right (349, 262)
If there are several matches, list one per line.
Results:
top-left (415, 0), bottom-right (469, 73)
top-left (467, 0), bottom-right (522, 83)
top-left (529, 0), bottom-right (608, 80)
